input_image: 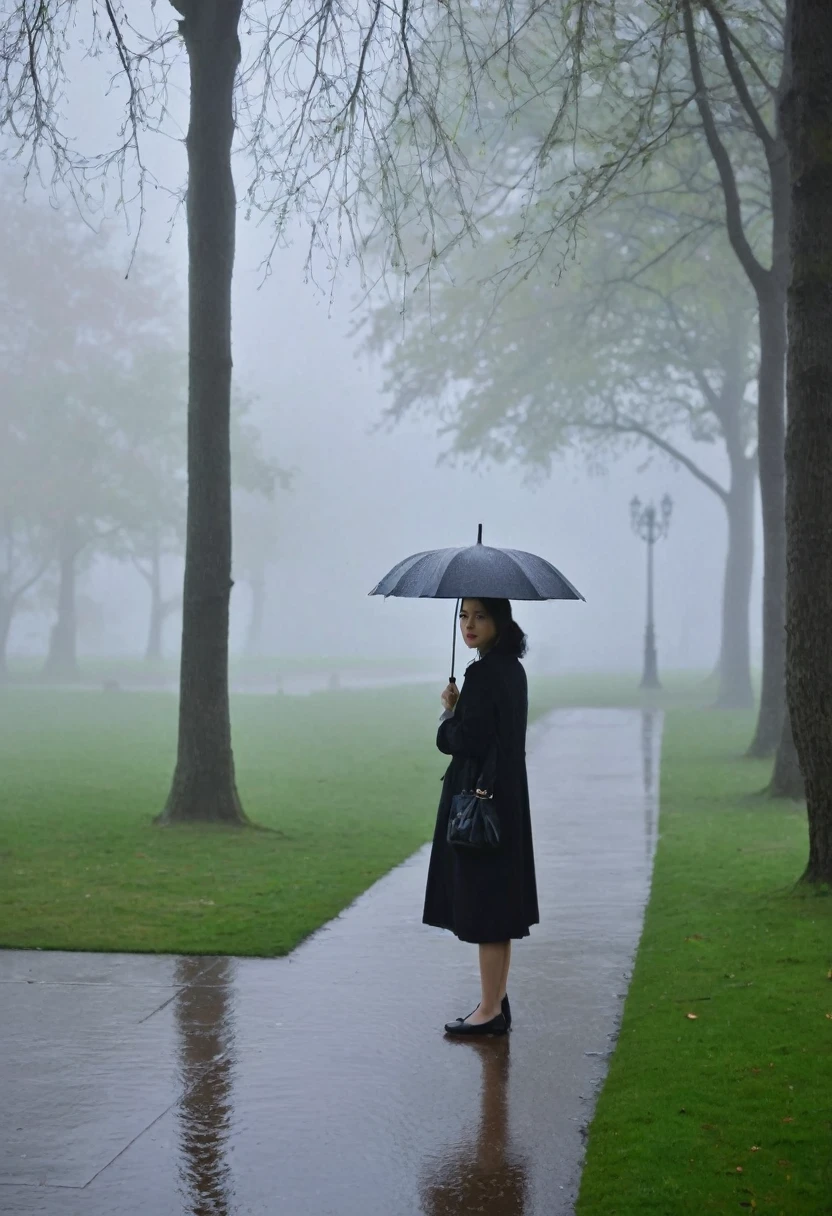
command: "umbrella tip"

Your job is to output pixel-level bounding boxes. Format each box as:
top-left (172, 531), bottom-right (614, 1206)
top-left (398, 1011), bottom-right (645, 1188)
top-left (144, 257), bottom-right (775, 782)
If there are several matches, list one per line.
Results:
top-left (477, 523), bottom-right (483, 545)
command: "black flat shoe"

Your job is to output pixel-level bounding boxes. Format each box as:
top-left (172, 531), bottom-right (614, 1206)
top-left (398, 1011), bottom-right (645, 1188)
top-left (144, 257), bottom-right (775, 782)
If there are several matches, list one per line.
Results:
top-left (454, 994), bottom-right (512, 1029)
top-left (444, 1012), bottom-right (507, 1037)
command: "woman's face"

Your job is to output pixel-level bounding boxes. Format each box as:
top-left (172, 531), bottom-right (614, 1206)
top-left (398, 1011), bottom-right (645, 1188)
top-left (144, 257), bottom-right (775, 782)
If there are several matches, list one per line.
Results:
top-left (460, 599), bottom-right (498, 652)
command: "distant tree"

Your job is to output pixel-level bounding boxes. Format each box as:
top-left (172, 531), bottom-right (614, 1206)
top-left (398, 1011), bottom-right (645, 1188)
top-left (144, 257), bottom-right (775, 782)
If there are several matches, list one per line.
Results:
top-left (234, 492), bottom-right (284, 659)
top-left (363, 189), bottom-right (759, 707)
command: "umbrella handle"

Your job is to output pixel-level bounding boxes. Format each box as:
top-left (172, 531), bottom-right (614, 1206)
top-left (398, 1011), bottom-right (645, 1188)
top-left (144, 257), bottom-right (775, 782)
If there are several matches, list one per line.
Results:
top-left (450, 597), bottom-right (459, 684)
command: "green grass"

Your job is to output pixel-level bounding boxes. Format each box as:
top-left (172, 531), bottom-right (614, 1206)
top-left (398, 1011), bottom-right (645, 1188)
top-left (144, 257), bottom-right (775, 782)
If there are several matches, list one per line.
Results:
top-left (576, 709), bottom-right (832, 1216)
top-left (0, 678), bottom-right (565, 956)
top-left (0, 685), bottom-right (442, 955)
top-left (5, 652), bottom-right (444, 684)
top-left (532, 669), bottom-right (729, 710)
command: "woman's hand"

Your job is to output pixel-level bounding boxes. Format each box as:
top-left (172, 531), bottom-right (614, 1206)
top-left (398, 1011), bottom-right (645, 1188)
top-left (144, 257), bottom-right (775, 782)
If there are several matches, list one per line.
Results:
top-left (441, 682), bottom-right (460, 712)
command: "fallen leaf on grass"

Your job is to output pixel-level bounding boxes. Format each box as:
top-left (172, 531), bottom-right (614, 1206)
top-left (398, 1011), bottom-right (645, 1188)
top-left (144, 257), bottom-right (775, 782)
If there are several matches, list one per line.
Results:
top-left (736, 1166), bottom-right (743, 1173)
top-left (826, 1013), bottom-right (832, 1020)
top-left (750, 1145), bottom-right (760, 1152)
top-left (781, 1118), bottom-right (794, 1124)
top-left (685, 934), bottom-right (704, 941)
top-left (686, 1012), bottom-right (699, 1020)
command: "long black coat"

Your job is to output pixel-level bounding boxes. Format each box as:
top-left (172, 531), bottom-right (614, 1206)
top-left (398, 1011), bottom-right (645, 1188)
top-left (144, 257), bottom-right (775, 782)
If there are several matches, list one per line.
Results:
top-left (422, 647), bottom-right (539, 943)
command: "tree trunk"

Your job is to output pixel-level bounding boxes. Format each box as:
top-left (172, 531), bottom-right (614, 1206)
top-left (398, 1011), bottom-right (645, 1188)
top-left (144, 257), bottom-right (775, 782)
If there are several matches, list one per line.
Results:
top-left (158, 0), bottom-right (247, 825)
top-left (244, 568), bottom-right (266, 658)
top-left (42, 521), bottom-right (80, 682)
top-left (780, 0), bottom-right (832, 883)
top-left (746, 178), bottom-right (790, 756)
top-left (714, 455), bottom-right (756, 709)
top-left (144, 535), bottom-right (165, 662)
top-left (768, 705), bottom-right (804, 800)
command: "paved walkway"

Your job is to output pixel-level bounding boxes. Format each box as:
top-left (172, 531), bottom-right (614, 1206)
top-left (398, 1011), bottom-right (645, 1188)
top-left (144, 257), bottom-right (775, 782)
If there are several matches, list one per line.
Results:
top-left (0, 708), bottom-right (662, 1216)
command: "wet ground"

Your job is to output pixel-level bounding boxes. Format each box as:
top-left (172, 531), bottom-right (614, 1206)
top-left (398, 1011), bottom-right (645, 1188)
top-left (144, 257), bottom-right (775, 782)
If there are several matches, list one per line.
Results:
top-left (0, 707), bottom-right (662, 1216)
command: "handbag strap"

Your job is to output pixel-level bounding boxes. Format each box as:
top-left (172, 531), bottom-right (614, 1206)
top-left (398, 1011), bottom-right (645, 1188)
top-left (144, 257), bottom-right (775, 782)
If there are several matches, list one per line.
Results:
top-left (474, 738), bottom-right (498, 797)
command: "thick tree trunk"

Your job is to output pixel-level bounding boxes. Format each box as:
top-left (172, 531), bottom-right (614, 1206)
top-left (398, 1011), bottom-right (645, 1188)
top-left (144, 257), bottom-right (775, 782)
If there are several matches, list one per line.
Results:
top-left (780, 0), bottom-right (832, 882)
top-left (714, 456), bottom-right (756, 709)
top-left (158, 0), bottom-right (247, 825)
top-left (768, 706), bottom-right (804, 800)
top-left (244, 569), bottom-right (266, 658)
top-left (746, 181), bottom-right (790, 756)
top-left (42, 521), bottom-right (80, 682)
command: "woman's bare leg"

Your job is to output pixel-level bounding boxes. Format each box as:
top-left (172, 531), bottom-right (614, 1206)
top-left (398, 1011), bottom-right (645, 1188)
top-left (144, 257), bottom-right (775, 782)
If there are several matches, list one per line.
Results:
top-left (465, 942), bottom-right (510, 1024)
top-left (499, 941), bottom-right (512, 1001)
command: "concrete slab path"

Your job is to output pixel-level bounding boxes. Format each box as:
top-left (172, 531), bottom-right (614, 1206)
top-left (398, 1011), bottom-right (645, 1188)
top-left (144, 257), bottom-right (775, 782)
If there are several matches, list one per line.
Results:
top-left (0, 707), bottom-right (663, 1216)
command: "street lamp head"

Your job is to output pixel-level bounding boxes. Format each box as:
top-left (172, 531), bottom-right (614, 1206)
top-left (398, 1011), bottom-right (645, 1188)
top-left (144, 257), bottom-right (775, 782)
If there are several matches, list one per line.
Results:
top-left (630, 495), bottom-right (642, 533)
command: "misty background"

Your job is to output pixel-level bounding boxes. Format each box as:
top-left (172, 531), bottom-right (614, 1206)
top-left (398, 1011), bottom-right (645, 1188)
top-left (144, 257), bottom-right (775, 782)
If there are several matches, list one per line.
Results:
top-left (3, 26), bottom-right (762, 680)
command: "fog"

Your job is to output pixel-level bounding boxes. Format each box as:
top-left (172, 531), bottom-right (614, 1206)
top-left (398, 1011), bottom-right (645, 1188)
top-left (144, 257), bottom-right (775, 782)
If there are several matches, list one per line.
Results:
top-left (2, 27), bottom-right (764, 682)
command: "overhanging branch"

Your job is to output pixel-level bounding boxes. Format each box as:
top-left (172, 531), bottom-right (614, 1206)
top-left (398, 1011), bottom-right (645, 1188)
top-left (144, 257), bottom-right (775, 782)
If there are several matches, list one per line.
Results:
top-left (583, 415), bottom-right (728, 502)
top-left (701, 0), bottom-right (776, 154)
top-left (681, 0), bottom-right (769, 298)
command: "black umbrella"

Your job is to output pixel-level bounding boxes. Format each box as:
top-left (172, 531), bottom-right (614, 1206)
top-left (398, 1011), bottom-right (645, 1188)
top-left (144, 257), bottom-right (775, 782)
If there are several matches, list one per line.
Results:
top-left (370, 524), bottom-right (584, 682)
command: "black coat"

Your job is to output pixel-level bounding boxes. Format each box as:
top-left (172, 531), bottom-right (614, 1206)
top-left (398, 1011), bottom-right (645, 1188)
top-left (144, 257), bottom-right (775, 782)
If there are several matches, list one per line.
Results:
top-left (422, 647), bottom-right (539, 944)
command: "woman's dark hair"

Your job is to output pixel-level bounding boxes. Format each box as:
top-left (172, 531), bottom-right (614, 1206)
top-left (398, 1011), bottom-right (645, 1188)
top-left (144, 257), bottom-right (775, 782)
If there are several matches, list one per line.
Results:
top-left (470, 597), bottom-right (528, 658)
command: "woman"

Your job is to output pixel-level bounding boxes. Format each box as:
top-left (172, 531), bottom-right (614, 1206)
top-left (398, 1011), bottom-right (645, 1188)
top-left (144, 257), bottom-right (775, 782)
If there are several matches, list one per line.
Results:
top-left (423, 597), bottom-right (539, 1036)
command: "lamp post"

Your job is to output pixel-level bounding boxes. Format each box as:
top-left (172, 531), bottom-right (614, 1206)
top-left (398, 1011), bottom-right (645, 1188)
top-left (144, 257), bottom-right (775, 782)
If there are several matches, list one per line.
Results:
top-left (630, 493), bottom-right (673, 689)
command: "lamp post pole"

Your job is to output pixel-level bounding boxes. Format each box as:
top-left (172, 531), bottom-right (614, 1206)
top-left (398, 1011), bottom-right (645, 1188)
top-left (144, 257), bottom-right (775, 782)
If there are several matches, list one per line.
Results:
top-left (630, 494), bottom-right (673, 690)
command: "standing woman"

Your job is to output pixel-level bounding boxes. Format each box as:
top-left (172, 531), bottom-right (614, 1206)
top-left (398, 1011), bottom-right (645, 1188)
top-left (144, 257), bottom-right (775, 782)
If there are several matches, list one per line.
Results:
top-left (423, 596), bottom-right (539, 1036)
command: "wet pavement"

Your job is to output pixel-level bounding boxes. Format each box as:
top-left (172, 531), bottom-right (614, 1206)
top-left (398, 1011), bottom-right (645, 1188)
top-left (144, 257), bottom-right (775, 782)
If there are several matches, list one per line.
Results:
top-left (0, 707), bottom-right (662, 1216)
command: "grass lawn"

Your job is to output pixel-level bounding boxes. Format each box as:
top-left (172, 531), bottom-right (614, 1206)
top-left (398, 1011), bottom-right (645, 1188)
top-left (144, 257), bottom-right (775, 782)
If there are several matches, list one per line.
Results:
top-left (576, 709), bottom-right (832, 1216)
top-left (6, 652), bottom-right (443, 684)
top-left (0, 676), bottom-right (568, 956)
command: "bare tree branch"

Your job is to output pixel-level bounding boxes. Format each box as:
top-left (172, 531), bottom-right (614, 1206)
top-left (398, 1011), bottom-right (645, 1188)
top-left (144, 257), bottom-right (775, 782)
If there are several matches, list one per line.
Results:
top-left (702, 0), bottom-right (776, 152)
top-left (681, 0), bottom-right (770, 296)
top-left (587, 415), bottom-right (729, 502)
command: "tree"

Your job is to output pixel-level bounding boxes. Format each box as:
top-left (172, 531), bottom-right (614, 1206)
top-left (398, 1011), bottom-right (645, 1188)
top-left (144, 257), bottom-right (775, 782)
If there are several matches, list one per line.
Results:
top-left (0, 185), bottom-right (182, 678)
top-left (679, 0), bottom-right (790, 761)
top-left (363, 184), bottom-right (760, 707)
top-left (112, 350), bottom-right (187, 665)
top-left (0, 0), bottom-right (482, 823)
top-left (780, 0), bottom-right (832, 881)
top-left (33, 356), bottom-right (182, 680)
top-left (234, 491), bottom-right (285, 658)
top-left (347, 0), bottom-right (789, 749)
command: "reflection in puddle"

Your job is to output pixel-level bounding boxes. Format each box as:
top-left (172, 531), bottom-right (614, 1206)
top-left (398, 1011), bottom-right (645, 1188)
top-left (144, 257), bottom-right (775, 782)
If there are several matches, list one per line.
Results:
top-left (641, 708), bottom-right (660, 864)
top-left (420, 1038), bottom-right (529, 1215)
top-left (173, 958), bottom-right (235, 1216)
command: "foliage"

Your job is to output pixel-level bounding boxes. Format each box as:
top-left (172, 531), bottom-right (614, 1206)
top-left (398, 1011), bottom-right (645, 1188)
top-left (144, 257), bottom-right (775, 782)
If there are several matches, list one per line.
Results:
top-left (361, 160), bottom-right (759, 497)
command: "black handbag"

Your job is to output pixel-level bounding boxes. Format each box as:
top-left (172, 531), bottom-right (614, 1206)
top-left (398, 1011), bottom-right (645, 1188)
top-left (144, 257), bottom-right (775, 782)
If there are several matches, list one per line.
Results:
top-left (446, 742), bottom-right (501, 852)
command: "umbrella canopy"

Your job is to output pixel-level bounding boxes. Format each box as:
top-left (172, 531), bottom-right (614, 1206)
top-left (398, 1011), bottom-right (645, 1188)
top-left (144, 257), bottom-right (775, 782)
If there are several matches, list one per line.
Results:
top-left (369, 524), bottom-right (584, 602)
top-left (370, 525), bottom-right (584, 683)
